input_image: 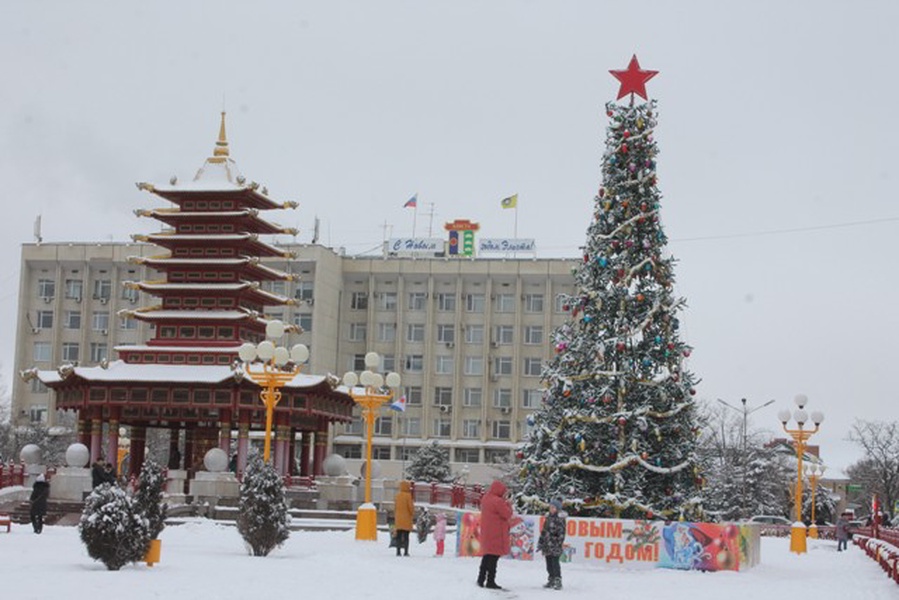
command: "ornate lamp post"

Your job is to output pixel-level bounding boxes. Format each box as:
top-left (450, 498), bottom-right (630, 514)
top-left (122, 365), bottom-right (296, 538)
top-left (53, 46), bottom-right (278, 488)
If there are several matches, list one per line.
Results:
top-left (777, 394), bottom-right (824, 555)
top-left (805, 463), bottom-right (826, 539)
top-left (238, 320), bottom-right (309, 463)
top-left (342, 352), bottom-right (401, 541)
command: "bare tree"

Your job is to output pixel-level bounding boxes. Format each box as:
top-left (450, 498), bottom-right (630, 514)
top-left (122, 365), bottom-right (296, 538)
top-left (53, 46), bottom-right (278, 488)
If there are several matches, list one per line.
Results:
top-left (847, 420), bottom-right (899, 519)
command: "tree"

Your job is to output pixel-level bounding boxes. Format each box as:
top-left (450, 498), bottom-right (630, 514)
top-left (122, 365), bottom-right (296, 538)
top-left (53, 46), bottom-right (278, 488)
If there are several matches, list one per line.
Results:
top-left (406, 441), bottom-right (451, 482)
top-left (79, 484), bottom-right (150, 571)
top-left (515, 76), bottom-right (703, 521)
top-left (847, 420), bottom-right (899, 519)
top-left (237, 455), bottom-right (290, 556)
top-left (134, 459), bottom-right (168, 541)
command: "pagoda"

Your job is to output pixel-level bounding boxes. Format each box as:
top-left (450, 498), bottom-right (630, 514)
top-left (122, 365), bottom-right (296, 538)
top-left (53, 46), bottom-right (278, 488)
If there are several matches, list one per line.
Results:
top-left (33, 114), bottom-right (353, 480)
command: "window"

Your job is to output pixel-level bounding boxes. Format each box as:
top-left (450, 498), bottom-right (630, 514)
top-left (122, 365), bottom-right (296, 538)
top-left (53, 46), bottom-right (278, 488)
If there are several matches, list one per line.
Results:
top-left (29, 405), bottom-right (48, 424)
top-left (351, 354), bottom-right (366, 371)
top-left (408, 292), bottom-right (426, 311)
top-left (464, 356), bottom-right (484, 376)
top-left (346, 418), bottom-right (364, 435)
top-left (269, 280), bottom-right (287, 296)
top-left (406, 323), bottom-right (425, 343)
top-left (378, 292), bottom-right (398, 311)
top-left (348, 323), bottom-right (367, 342)
top-left (30, 378), bottom-right (48, 393)
top-left (491, 420), bottom-right (511, 439)
top-left (523, 357), bottom-right (543, 376)
top-left (462, 419), bottom-right (481, 438)
top-left (485, 449), bottom-right (511, 463)
top-left (436, 324), bottom-right (455, 344)
top-left (493, 388), bottom-right (512, 408)
top-left (465, 324), bottom-right (484, 344)
top-left (493, 357), bottom-right (513, 376)
top-left (404, 386), bottom-right (422, 406)
top-left (522, 389), bottom-right (542, 409)
top-left (434, 387), bottom-right (453, 406)
top-left (436, 293), bottom-right (456, 312)
top-left (374, 416), bottom-right (393, 436)
top-left (382, 354), bottom-right (396, 372)
top-left (38, 279), bottom-right (55, 300)
top-left (397, 447), bottom-right (418, 462)
top-left (466, 293), bottom-right (485, 313)
top-left (65, 279), bottom-right (83, 300)
top-left (64, 311), bottom-right (81, 329)
top-left (463, 388), bottom-right (482, 407)
top-left (494, 293), bottom-right (515, 313)
top-left (555, 294), bottom-right (568, 313)
top-left (372, 446), bottom-right (391, 460)
top-left (120, 316), bottom-right (137, 330)
top-left (524, 325), bottom-right (543, 345)
top-left (33, 342), bottom-right (51, 362)
top-left (377, 322), bottom-right (397, 342)
top-left (351, 291), bottom-right (368, 310)
top-left (122, 287), bottom-right (139, 303)
top-left (295, 281), bottom-right (314, 301)
top-left (336, 444), bottom-right (362, 459)
top-left (432, 418), bottom-right (452, 438)
top-left (524, 294), bottom-right (545, 312)
top-left (401, 417), bottom-right (421, 436)
top-left (90, 343), bottom-right (108, 363)
top-left (404, 355), bottom-right (423, 372)
top-left (36, 311), bottom-right (53, 329)
top-left (435, 355), bottom-right (454, 375)
top-left (92, 311), bottom-right (110, 331)
top-left (494, 325), bottom-right (514, 345)
top-left (62, 342), bottom-right (80, 362)
top-left (294, 313), bottom-right (313, 333)
top-left (93, 279), bottom-right (111, 301)
top-left (455, 448), bottom-right (480, 463)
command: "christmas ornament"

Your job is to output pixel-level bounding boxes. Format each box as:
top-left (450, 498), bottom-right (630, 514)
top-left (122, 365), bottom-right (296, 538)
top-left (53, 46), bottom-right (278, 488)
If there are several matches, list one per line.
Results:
top-left (609, 55), bottom-right (659, 101)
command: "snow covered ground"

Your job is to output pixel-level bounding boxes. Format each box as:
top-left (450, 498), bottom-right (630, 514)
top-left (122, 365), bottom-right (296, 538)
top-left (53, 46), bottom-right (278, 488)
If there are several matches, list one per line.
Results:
top-left (2, 519), bottom-right (894, 600)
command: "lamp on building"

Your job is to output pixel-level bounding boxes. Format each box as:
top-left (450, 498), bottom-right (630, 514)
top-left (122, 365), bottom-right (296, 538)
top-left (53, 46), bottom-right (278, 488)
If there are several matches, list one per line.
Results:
top-left (777, 394), bottom-right (824, 555)
top-left (342, 352), bottom-right (401, 541)
top-left (804, 463), bottom-right (826, 538)
top-left (238, 320), bottom-right (308, 463)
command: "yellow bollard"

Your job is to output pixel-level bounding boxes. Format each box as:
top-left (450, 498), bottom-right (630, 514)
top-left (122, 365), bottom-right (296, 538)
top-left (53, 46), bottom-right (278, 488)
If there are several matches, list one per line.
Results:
top-left (789, 523), bottom-right (807, 554)
top-left (145, 538), bottom-right (162, 566)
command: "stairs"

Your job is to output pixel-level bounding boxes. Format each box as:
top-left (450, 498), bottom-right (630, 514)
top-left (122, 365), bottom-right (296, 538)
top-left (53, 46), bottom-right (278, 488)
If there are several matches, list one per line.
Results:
top-left (6, 500), bottom-right (86, 526)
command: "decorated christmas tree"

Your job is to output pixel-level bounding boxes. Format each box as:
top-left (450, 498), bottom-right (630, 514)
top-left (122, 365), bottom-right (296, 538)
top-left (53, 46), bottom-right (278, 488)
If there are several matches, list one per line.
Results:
top-left (516, 56), bottom-right (703, 521)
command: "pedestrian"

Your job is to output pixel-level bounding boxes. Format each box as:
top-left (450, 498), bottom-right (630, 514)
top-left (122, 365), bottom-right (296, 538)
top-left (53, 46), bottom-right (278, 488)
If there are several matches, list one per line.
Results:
top-left (103, 461), bottom-right (117, 485)
top-left (394, 480), bottom-right (414, 557)
top-left (30, 473), bottom-right (50, 534)
top-left (91, 460), bottom-right (106, 488)
top-left (836, 512), bottom-right (850, 552)
top-left (476, 480), bottom-right (513, 590)
top-left (537, 499), bottom-right (567, 590)
top-left (434, 512), bottom-right (447, 557)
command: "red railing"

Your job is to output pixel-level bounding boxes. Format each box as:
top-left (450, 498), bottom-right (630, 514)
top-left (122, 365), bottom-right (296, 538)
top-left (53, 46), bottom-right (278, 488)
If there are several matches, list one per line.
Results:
top-left (409, 482), bottom-right (484, 509)
top-left (853, 527), bottom-right (899, 586)
top-left (0, 463), bottom-right (25, 489)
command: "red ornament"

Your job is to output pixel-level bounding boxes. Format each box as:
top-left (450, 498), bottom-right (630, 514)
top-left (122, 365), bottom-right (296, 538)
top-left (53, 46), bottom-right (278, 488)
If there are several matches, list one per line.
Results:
top-left (618, 417), bottom-right (627, 426)
top-left (683, 349), bottom-right (691, 357)
top-left (609, 55), bottom-right (659, 101)
top-left (646, 510), bottom-right (654, 519)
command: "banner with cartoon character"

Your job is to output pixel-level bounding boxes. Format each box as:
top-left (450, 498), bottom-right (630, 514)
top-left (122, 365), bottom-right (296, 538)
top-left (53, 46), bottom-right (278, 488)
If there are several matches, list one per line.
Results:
top-left (454, 511), bottom-right (759, 572)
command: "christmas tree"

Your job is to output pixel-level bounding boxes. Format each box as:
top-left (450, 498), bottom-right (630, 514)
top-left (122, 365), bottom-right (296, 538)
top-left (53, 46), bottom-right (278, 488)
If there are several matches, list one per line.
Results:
top-left (406, 441), bottom-right (452, 482)
top-left (516, 56), bottom-right (703, 521)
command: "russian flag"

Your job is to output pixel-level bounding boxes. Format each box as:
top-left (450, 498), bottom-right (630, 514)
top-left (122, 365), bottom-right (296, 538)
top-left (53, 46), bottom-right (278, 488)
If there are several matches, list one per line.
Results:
top-left (404, 194), bottom-right (418, 209)
top-left (389, 395), bottom-right (407, 412)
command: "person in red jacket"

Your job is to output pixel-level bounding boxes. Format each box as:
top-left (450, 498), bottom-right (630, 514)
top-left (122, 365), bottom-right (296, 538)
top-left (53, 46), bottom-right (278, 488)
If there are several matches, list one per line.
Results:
top-left (477, 480), bottom-right (513, 589)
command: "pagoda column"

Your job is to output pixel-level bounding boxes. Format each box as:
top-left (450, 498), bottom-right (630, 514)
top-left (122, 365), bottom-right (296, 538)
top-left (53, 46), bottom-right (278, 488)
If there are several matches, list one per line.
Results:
top-left (287, 428), bottom-right (297, 476)
top-left (300, 431), bottom-right (312, 476)
top-left (90, 416), bottom-right (103, 463)
top-left (77, 415), bottom-right (90, 447)
top-left (107, 409), bottom-right (120, 467)
top-left (275, 415), bottom-right (289, 475)
top-left (184, 427), bottom-right (195, 474)
top-left (130, 426), bottom-right (147, 478)
top-left (313, 419), bottom-right (329, 476)
top-left (219, 409), bottom-right (232, 453)
top-left (237, 411), bottom-right (250, 475)
top-left (168, 428), bottom-right (181, 469)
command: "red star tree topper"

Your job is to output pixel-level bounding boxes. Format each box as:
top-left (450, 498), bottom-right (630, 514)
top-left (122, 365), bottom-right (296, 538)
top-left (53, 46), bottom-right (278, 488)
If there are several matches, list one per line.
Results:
top-left (609, 55), bottom-right (658, 101)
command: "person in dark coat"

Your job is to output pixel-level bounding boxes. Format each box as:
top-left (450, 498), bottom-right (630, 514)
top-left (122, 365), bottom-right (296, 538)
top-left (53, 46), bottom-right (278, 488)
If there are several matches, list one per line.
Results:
top-left (30, 474), bottom-right (50, 534)
top-left (477, 480), bottom-right (513, 589)
top-left (393, 480), bottom-right (415, 557)
top-left (91, 460), bottom-right (106, 488)
top-left (103, 461), bottom-right (117, 485)
top-left (836, 512), bottom-right (850, 551)
top-left (537, 499), bottom-right (567, 590)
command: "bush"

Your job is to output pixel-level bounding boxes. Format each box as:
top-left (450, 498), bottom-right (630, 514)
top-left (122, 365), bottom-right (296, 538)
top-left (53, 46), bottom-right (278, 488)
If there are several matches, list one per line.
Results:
top-left (134, 459), bottom-right (168, 540)
top-left (237, 456), bottom-right (290, 556)
top-left (79, 485), bottom-right (150, 570)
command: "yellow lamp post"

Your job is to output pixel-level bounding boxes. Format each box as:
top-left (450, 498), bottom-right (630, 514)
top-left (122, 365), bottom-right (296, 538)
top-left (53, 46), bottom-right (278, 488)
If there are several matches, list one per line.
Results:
top-left (238, 320), bottom-right (309, 463)
top-left (777, 394), bottom-right (824, 554)
top-left (805, 463), bottom-right (826, 539)
top-left (342, 352), bottom-right (402, 541)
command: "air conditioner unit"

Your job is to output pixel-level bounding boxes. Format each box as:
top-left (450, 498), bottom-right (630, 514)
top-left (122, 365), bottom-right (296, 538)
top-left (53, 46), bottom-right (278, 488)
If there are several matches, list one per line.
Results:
top-left (129, 297), bottom-right (137, 304)
top-left (100, 298), bottom-right (109, 305)
top-left (31, 327), bottom-right (41, 334)
top-left (439, 405), bottom-right (451, 413)
top-left (101, 329), bottom-right (108, 336)
top-left (42, 296), bottom-right (52, 304)
top-left (489, 374), bottom-right (499, 382)
top-left (445, 342), bottom-right (454, 349)
top-left (75, 296), bottom-right (82, 303)
top-left (490, 341), bottom-right (498, 348)
top-left (306, 298), bottom-right (314, 306)
top-left (500, 407), bottom-right (511, 414)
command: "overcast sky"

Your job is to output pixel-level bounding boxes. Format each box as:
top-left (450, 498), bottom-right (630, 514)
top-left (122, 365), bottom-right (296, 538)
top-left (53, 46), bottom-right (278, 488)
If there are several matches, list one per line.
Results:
top-left (1, 1), bottom-right (897, 475)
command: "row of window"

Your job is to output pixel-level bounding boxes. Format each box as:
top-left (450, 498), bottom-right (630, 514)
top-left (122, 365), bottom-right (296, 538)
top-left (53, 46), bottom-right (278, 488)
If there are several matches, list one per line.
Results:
top-left (157, 325), bottom-right (237, 340)
top-left (343, 415), bottom-right (520, 440)
top-left (180, 200), bottom-right (237, 211)
top-left (33, 341), bottom-right (108, 363)
top-left (36, 279), bottom-right (138, 302)
top-left (178, 224), bottom-right (236, 234)
top-left (350, 291), bottom-right (555, 313)
top-left (348, 353), bottom-right (544, 377)
top-left (368, 385), bottom-right (542, 409)
top-left (348, 323), bottom-right (544, 345)
top-left (335, 444), bottom-right (511, 464)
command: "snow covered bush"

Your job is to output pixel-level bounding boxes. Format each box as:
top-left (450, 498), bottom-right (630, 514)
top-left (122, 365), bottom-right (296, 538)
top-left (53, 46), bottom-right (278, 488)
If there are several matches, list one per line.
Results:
top-left (79, 484), bottom-right (150, 570)
top-left (134, 459), bottom-right (168, 540)
top-left (237, 455), bottom-right (290, 556)
top-left (406, 441), bottom-right (451, 482)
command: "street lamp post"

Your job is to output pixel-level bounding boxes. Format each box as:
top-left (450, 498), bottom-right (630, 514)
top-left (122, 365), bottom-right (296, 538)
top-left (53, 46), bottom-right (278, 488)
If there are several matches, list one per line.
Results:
top-left (716, 397), bottom-right (775, 519)
top-left (238, 320), bottom-right (309, 463)
top-left (777, 394), bottom-right (824, 555)
top-left (805, 463), bottom-right (826, 539)
top-left (343, 352), bottom-right (401, 541)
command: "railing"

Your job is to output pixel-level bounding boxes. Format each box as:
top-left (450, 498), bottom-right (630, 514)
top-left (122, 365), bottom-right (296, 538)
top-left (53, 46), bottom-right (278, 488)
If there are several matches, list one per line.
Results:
top-left (410, 482), bottom-right (484, 509)
top-left (853, 526), bottom-right (899, 586)
top-left (0, 463), bottom-right (25, 489)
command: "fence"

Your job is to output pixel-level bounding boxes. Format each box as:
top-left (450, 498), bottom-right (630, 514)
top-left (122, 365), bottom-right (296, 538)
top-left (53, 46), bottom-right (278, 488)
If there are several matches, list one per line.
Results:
top-left (410, 482), bottom-right (484, 509)
top-left (852, 525), bottom-right (899, 586)
top-left (0, 463), bottom-right (25, 489)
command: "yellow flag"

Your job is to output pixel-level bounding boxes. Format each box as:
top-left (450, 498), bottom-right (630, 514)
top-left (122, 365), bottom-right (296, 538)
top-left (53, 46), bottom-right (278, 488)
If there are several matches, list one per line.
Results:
top-left (500, 194), bottom-right (518, 209)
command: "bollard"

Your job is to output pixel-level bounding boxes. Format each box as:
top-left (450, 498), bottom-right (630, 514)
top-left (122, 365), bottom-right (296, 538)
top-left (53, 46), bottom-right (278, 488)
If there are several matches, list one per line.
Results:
top-left (145, 539), bottom-right (162, 567)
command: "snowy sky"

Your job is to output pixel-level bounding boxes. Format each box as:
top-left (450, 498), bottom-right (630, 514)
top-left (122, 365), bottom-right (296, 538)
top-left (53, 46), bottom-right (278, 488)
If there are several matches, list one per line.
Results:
top-left (6, 517), bottom-right (898, 599)
top-left (2, 1), bottom-right (898, 474)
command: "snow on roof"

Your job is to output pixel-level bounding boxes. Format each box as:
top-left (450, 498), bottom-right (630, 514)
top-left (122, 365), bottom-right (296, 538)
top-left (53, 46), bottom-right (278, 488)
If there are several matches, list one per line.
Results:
top-left (114, 344), bottom-right (238, 353)
top-left (130, 309), bottom-right (252, 320)
top-left (37, 360), bottom-right (329, 388)
top-left (132, 282), bottom-right (251, 291)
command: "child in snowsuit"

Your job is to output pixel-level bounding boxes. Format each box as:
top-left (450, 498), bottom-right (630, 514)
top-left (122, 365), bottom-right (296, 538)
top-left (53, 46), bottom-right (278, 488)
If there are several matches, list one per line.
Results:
top-left (434, 512), bottom-right (447, 556)
top-left (537, 499), bottom-right (566, 590)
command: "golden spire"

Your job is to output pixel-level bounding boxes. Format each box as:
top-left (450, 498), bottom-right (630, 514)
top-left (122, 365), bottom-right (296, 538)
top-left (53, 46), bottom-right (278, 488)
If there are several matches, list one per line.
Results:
top-left (211, 111), bottom-right (229, 162)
